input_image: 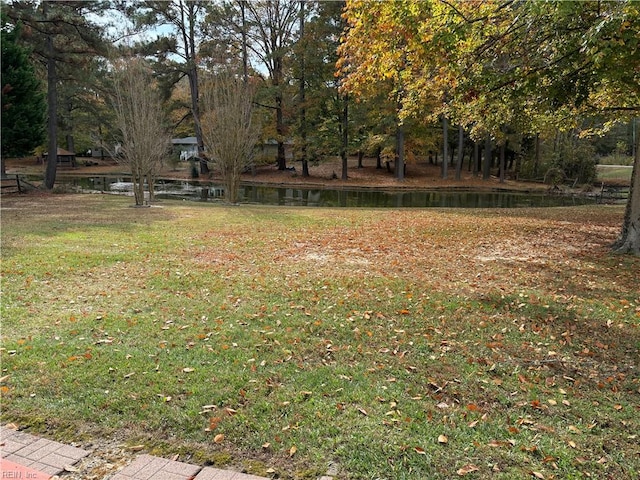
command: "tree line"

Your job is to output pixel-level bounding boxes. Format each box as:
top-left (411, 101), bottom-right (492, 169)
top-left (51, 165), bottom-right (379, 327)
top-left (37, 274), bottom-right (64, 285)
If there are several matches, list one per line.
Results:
top-left (1, 1), bottom-right (638, 253)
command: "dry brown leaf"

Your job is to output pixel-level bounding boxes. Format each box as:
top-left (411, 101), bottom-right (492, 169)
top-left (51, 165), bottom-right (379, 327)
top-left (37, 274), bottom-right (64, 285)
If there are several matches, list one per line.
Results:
top-left (457, 464), bottom-right (480, 476)
top-left (531, 471), bottom-right (545, 479)
top-left (214, 433), bottom-right (225, 443)
top-left (414, 446), bottom-right (426, 455)
top-left (289, 445), bottom-right (297, 457)
top-left (437, 434), bottom-right (448, 444)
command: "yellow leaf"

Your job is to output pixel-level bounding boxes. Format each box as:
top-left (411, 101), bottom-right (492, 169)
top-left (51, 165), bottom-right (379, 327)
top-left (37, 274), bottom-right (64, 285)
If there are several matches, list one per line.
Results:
top-left (289, 445), bottom-right (297, 457)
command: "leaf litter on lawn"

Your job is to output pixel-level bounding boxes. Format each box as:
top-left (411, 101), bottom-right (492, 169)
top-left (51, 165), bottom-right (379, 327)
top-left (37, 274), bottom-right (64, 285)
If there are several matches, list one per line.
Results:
top-left (1, 196), bottom-right (638, 479)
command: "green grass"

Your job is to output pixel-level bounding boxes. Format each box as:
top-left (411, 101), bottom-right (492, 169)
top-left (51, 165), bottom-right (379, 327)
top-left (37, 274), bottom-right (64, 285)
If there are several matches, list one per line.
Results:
top-left (1, 194), bottom-right (638, 479)
top-left (596, 164), bottom-right (633, 183)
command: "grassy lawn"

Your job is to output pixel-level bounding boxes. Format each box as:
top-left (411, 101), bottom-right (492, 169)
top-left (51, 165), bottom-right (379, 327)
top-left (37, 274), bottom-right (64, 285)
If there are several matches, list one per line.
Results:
top-left (1, 194), bottom-right (638, 479)
top-left (596, 165), bottom-right (633, 184)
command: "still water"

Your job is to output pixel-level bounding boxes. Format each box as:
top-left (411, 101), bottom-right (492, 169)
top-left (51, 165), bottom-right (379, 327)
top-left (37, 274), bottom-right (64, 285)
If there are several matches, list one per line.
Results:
top-left (59, 176), bottom-right (595, 208)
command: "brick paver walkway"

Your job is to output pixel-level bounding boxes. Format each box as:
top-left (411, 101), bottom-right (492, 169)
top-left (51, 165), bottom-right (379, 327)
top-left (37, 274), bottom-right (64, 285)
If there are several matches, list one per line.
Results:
top-left (113, 454), bottom-right (270, 480)
top-left (0, 425), bottom-right (89, 476)
top-left (0, 425), bottom-right (286, 480)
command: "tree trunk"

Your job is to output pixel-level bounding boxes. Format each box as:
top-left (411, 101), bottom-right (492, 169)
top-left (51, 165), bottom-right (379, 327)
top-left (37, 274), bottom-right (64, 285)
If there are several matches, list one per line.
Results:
top-left (276, 89), bottom-right (286, 170)
top-left (180, 2), bottom-right (207, 175)
top-left (441, 116), bottom-right (448, 179)
top-left (133, 171), bottom-right (144, 206)
top-left (376, 146), bottom-right (382, 169)
top-left (455, 124), bottom-right (463, 180)
top-left (396, 123), bottom-right (405, 181)
top-left (483, 134), bottom-right (491, 180)
top-left (299, 0), bottom-right (308, 178)
top-left (65, 98), bottom-right (75, 155)
top-left (357, 150), bottom-right (364, 168)
top-left (473, 141), bottom-right (479, 176)
top-left (533, 133), bottom-right (540, 178)
top-left (44, 3), bottom-right (58, 191)
top-left (240, 0), bottom-right (249, 84)
top-left (499, 142), bottom-right (506, 183)
top-left (613, 128), bottom-right (640, 255)
top-left (341, 94), bottom-right (348, 181)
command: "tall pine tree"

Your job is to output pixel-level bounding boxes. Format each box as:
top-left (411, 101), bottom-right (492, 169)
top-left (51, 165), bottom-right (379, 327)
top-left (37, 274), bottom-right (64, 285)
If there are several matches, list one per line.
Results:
top-left (1, 14), bottom-right (45, 174)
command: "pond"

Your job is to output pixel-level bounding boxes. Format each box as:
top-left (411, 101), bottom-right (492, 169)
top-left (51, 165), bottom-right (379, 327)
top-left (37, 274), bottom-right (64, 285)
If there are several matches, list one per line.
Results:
top-left (55, 175), bottom-right (596, 208)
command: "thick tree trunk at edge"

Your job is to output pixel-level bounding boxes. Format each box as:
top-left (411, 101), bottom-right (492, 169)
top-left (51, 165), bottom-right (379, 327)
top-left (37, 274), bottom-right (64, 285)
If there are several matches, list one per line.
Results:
top-left (613, 130), bottom-right (640, 255)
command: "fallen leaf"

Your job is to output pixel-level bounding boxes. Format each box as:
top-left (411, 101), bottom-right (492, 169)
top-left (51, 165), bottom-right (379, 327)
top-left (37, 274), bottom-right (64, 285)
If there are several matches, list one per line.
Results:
top-left (414, 446), bottom-right (426, 454)
top-left (531, 471), bottom-right (545, 479)
top-left (214, 434), bottom-right (225, 443)
top-left (437, 434), bottom-right (448, 444)
top-left (457, 464), bottom-right (480, 476)
top-left (183, 367), bottom-right (195, 373)
top-left (289, 445), bottom-right (297, 457)
top-left (357, 407), bottom-right (368, 416)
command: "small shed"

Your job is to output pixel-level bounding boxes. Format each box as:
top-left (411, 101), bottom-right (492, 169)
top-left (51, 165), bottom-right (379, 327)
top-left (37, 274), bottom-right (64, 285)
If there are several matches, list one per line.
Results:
top-left (172, 137), bottom-right (199, 160)
top-left (44, 148), bottom-right (77, 167)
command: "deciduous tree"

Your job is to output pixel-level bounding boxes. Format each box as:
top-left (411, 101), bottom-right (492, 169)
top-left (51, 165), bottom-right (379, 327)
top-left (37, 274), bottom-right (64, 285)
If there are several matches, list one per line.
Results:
top-left (110, 58), bottom-right (170, 206)
top-left (200, 72), bottom-right (260, 204)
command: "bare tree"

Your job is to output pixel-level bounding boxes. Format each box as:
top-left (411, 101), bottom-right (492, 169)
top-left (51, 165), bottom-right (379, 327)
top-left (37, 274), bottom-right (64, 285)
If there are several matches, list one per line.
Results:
top-left (111, 58), bottom-right (170, 206)
top-left (201, 72), bottom-right (260, 204)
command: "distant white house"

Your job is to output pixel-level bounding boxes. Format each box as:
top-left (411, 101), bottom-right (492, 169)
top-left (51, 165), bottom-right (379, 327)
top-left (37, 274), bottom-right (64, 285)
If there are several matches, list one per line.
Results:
top-left (172, 137), bottom-right (199, 160)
